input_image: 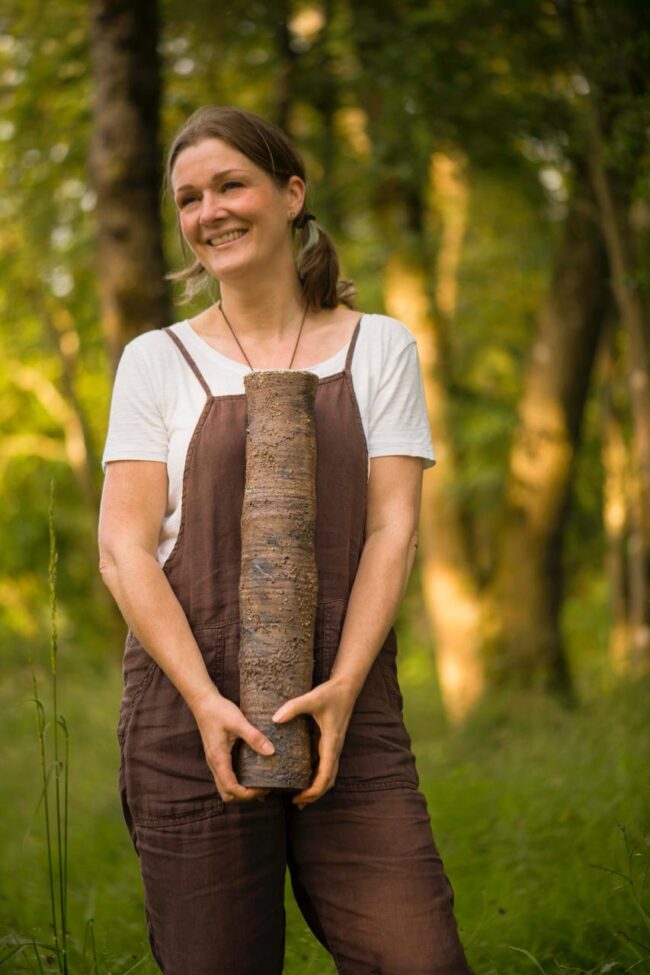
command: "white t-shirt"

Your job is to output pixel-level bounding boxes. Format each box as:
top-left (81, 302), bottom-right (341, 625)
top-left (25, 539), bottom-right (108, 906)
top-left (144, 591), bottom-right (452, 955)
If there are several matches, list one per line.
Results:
top-left (102, 313), bottom-right (435, 566)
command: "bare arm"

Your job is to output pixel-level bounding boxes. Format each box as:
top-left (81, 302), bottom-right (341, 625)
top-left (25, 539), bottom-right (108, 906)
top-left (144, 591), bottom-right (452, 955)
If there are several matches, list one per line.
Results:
top-left (328, 454), bottom-right (422, 694)
top-left (273, 454), bottom-right (423, 805)
top-left (98, 460), bottom-right (274, 802)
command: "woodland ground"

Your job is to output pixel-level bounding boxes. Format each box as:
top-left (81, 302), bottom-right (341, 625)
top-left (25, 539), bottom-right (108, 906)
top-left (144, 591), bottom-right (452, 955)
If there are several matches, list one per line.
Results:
top-left (1, 632), bottom-right (648, 975)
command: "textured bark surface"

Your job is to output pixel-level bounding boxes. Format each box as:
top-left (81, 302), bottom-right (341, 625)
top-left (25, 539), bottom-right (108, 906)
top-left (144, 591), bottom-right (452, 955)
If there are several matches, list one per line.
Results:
top-left (238, 371), bottom-right (318, 789)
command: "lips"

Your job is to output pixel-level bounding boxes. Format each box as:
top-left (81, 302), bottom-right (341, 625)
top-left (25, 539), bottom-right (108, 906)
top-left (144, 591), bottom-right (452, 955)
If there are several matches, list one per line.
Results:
top-left (206, 229), bottom-right (248, 247)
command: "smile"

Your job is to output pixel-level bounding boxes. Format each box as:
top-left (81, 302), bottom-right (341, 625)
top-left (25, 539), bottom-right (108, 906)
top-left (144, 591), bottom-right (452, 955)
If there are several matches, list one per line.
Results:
top-left (207, 229), bottom-right (248, 248)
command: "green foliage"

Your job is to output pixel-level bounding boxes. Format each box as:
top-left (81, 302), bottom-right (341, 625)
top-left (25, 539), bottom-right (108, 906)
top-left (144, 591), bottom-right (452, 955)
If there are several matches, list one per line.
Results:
top-left (4, 0), bottom-right (645, 671)
top-left (407, 676), bottom-right (650, 974)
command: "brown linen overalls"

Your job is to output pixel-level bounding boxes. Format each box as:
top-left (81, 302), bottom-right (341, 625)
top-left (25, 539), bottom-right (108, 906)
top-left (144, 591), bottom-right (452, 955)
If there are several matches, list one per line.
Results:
top-left (116, 318), bottom-right (474, 975)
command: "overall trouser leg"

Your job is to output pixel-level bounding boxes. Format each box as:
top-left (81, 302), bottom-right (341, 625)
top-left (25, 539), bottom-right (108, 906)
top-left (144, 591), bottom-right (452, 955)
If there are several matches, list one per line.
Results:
top-left (133, 799), bottom-right (287, 975)
top-left (287, 788), bottom-right (473, 975)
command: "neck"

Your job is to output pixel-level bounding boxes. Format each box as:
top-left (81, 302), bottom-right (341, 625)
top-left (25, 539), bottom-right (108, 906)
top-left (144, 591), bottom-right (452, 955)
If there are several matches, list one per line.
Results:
top-left (217, 265), bottom-right (307, 340)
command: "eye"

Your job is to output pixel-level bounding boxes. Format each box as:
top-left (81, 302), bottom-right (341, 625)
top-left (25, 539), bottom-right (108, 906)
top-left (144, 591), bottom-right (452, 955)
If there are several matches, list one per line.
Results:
top-left (222, 180), bottom-right (243, 191)
top-left (177, 194), bottom-right (198, 209)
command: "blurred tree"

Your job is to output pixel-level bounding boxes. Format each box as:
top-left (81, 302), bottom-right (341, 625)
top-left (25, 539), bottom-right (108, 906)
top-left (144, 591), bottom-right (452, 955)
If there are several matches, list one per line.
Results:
top-left (2, 0), bottom-right (645, 708)
top-left (89, 0), bottom-right (171, 367)
top-left (555, 0), bottom-right (650, 673)
top-left (0, 0), bottom-right (123, 660)
top-left (493, 179), bottom-right (609, 693)
top-left (345, 0), bottom-right (643, 708)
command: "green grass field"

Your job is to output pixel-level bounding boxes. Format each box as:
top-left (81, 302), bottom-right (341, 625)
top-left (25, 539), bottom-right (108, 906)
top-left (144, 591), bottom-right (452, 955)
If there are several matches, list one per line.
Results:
top-left (2, 639), bottom-right (648, 974)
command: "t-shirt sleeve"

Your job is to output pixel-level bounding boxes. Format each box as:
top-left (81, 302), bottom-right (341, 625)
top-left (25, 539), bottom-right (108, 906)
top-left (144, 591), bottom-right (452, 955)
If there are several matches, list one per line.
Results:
top-left (367, 339), bottom-right (435, 469)
top-left (101, 340), bottom-right (169, 471)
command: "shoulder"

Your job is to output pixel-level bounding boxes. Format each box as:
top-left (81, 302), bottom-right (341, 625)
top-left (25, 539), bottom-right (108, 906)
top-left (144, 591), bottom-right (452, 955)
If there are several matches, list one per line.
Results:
top-left (359, 313), bottom-right (416, 353)
top-left (116, 323), bottom-right (188, 379)
top-left (120, 323), bottom-right (182, 362)
top-left (356, 314), bottom-right (417, 375)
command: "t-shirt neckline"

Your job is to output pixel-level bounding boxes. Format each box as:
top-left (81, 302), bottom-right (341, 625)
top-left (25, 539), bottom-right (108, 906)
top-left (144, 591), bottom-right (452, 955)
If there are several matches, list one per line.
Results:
top-left (177, 315), bottom-right (366, 374)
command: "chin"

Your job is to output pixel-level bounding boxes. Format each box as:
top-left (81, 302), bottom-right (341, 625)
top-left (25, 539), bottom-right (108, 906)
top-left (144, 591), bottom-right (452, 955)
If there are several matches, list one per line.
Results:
top-left (211, 255), bottom-right (266, 282)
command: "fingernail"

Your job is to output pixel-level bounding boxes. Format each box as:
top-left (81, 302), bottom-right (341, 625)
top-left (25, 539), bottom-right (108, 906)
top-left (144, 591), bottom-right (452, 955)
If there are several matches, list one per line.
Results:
top-left (261, 740), bottom-right (275, 755)
top-left (272, 709), bottom-right (284, 722)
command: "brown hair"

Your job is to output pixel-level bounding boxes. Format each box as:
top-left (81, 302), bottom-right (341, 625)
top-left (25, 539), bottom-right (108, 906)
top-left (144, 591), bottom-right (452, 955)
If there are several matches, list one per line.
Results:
top-left (165, 106), bottom-right (356, 310)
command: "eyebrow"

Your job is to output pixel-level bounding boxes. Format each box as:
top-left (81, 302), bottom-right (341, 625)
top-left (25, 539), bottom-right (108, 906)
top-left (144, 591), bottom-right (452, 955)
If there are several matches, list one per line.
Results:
top-left (173, 169), bottom-right (249, 195)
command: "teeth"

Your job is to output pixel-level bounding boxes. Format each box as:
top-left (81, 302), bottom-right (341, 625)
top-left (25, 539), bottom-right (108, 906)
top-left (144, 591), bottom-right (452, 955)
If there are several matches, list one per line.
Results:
top-left (208, 230), bottom-right (247, 246)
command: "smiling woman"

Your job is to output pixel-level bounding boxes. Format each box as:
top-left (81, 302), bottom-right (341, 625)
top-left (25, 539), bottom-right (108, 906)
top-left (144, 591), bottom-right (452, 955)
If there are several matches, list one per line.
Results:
top-left (165, 106), bottom-right (355, 317)
top-left (97, 105), bottom-right (474, 975)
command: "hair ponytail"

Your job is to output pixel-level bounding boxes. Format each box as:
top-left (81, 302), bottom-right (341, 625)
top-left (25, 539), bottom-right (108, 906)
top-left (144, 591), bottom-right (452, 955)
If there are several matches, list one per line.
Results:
top-left (294, 213), bottom-right (356, 310)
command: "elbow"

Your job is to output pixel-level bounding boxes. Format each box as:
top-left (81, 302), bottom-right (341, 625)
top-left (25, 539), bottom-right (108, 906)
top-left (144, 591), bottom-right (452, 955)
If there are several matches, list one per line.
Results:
top-left (403, 531), bottom-right (419, 589)
top-left (98, 546), bottom-right (118, 590)
top-left (98, 532), bottom-right (128, 591)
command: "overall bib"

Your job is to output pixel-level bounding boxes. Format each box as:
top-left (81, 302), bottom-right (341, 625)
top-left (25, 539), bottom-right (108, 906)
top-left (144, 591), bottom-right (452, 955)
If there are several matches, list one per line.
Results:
top-left (116, 318), bottom-right (474, 975)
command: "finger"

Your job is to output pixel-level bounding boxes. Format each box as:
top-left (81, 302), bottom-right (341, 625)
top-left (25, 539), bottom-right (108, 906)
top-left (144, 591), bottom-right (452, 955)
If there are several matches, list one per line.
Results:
top-left (209, 747), bottom-right (262, 803)
top-left (293, 748), bottom-right (339, 806)
top-left (213, 760), bottom-right (269, 804)
top-left (227, 784), bottom-right (269, 803)
top-left (238, 719), bottom-right (276, 757)
top-left (272, 690), bottom-right (316, 724)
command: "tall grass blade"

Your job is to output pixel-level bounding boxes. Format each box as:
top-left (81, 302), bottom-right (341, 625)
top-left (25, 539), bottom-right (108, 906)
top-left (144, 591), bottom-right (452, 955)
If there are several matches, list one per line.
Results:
top-left (507, 945), bottom-right (548, 973)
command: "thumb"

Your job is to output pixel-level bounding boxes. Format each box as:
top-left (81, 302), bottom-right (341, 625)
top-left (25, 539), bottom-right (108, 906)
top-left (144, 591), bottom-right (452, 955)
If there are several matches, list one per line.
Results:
top-left (272, 691), bottom-right (313, 724)
top-left (240, 719), bottom-right (276, 757)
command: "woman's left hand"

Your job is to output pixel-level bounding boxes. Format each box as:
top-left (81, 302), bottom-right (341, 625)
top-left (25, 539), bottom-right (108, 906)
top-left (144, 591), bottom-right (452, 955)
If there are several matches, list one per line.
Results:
top-left (272, 676), bottom-right (357, 808)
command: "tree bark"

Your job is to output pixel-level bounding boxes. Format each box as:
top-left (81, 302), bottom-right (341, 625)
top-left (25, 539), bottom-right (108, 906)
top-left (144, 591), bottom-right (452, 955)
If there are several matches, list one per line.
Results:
top-left (89, 0), bottom-right (170, 369)
top-left (238, 371), bottom-right (318, 789)
top-left (492, 188), bottom-right (609, 691)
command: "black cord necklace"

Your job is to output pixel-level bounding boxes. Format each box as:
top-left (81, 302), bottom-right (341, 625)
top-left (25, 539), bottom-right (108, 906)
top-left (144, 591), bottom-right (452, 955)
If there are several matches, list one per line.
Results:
top-left (217, 299), bottom-right (309, 371)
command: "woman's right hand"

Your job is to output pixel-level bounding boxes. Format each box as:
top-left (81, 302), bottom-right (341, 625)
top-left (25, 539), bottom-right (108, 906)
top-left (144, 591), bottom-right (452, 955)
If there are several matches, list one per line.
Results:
top-left (190, 688), bottom-right (275, 803)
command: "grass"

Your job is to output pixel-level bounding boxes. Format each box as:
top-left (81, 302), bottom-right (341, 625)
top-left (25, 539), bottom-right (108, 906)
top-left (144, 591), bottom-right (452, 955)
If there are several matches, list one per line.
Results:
top-left (3, 660), bottom-right (647, 974)
top-left (1, 497), bottom-right (648, 972)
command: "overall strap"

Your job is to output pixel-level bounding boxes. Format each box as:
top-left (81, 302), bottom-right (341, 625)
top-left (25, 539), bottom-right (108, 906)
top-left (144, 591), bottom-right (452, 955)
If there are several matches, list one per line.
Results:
top-left (344, 315), bottom-right (363, 373)
top-left (164, 327), bottom-right (212, 397)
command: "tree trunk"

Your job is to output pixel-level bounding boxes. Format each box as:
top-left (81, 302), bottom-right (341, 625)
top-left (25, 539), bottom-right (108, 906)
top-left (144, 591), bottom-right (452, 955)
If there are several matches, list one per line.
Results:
top-left (383, 153), bottom-right (485, 724)
top-left (272, 0), bottom-right (298, 132)
top-left (492, 188), bottom-right (609, 691)
top-left (238, 371), bottom-right (318, 789)
top-left (588, 111), bottom-right (650, 537)
top-left (600, 325), bottom-right (633, 673)
top-left (587, 113), bottom-right (650, 672)
top-left (89, 0), bottom-right (170, 369)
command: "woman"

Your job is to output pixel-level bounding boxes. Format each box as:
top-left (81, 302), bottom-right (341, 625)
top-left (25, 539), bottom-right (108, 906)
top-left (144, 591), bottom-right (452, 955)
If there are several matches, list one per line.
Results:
top-left (99, 106), bottom-right (474, 975)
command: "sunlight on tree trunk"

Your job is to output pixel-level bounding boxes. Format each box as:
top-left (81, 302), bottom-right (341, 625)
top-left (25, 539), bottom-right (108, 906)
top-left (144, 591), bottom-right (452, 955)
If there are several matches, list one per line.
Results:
top-left (493, 192), bottom-right (608, 693)
top-left (600, 334), bottom-right (632, 675)
top-left (588, 110), bottom-right (650, 549)
top-left (587, 117), bottom-right (650, 673)
top-left (385, 152), bottom-right (484, 724)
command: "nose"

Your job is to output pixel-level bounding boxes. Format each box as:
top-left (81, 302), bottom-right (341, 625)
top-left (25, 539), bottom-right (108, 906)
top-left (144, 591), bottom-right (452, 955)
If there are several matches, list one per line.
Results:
top-left (198, 190), bottom-right (227, 225)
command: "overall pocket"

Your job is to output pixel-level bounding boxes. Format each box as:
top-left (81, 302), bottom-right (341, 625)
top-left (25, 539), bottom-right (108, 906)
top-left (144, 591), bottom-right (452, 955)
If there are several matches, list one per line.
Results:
top-left (117, 630), bottom-right (158, 748)
top-left (316, 611), bottom-right (418, 792)
top-left (120, 626), bottom-right (226, 827)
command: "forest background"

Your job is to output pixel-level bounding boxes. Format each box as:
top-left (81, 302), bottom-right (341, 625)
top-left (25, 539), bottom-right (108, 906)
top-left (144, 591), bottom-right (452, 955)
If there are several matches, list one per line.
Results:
top-left (1, 0), bottom-right (648, 973)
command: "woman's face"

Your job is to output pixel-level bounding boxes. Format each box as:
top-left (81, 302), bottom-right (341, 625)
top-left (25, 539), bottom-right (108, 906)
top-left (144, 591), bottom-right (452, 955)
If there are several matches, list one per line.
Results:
top-left (171, 137), bottom-right (304, 283)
